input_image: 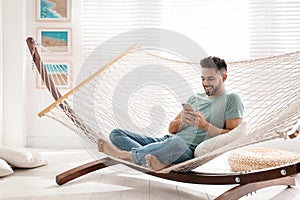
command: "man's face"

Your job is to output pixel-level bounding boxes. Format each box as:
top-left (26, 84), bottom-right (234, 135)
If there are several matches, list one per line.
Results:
top-left (201, 68), bottom-right (226, 97)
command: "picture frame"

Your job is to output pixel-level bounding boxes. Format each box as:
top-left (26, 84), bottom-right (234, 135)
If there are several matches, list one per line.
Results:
top-left (37, 28), bottom-right (72, 55)
top-left (36, 0), bottom-right (71, 22)
top-left (37, 61), bottom-right (72, 89)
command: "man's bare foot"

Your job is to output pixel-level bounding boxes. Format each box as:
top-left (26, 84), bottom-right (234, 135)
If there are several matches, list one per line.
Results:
top-left (98, 139), bottom-right (131, 160)
top-left (145, 154), bottom-right (167, 171)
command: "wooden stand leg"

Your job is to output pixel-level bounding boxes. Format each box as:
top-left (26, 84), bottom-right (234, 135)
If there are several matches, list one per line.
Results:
top-left (56, 157), bottom-right (119, 185)
top-left (215, 176), bottom-right (296, 200)
top-left (56, 157), bottom-right (298, 200)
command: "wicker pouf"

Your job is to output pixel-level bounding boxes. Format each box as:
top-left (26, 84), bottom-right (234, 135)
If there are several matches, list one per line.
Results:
top-left (228, 147), bottom-right (300, 172)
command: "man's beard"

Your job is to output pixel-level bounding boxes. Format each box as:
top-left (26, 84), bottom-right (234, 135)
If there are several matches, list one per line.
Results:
top-left (205, 81), bottom-right (222, 96)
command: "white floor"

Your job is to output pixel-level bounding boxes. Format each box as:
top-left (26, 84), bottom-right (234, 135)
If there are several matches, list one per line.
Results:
top-left (0, 149), bottom-right (300, 200)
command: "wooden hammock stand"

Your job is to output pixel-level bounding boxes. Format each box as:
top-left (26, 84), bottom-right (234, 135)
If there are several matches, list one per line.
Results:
top-left (26, 37), bottom-right (300, 200)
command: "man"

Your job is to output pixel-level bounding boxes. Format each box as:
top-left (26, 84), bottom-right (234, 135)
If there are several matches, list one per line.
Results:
top-left (98, 56), bottom-right (244, 171)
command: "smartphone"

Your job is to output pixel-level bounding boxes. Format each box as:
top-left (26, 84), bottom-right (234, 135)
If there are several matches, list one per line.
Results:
top-left (181, 103), bottom-right (194, 111)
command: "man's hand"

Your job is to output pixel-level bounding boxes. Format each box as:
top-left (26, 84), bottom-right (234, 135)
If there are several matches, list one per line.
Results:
top-left (182, 110), bottom-right (209, 131)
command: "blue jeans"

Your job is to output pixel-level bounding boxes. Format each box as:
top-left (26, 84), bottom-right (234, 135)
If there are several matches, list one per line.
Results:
top-left (109, 128), bottom-right (194, 165)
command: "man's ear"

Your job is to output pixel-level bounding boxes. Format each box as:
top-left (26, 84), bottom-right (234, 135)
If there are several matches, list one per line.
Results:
top-left (222, 73), bottom-right (227, 81)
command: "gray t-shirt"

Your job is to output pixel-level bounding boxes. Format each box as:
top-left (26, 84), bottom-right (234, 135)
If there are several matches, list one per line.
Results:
top-left (176, 91), bottom-right (244, 151)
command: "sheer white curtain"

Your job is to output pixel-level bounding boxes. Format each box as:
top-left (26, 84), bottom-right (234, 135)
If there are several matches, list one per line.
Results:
top-left (82, 0), bottom-right (249, 61)
top-left (160, 0), bottom-right (249, 60)
top-left (249, 0), bottom-right (300, 58)
top-left (82, 0), bottom-right (163, 57)
top-left (82, 0), bottom-right (300, 60)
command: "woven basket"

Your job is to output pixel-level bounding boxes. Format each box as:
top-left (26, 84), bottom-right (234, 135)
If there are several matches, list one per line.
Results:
top-left (228, 147), bottom-right (300, 172)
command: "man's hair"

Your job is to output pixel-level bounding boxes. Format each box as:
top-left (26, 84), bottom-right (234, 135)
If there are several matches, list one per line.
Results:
top-left (200, 56), bottom-right (227, 73)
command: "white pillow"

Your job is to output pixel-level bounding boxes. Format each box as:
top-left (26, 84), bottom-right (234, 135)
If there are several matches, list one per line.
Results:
top-left (194, 121), bottom-right (248, 157)
top-left (0, 146), bottom-right (48, 168)
top-left (0, 158), bottom-right (14, 177)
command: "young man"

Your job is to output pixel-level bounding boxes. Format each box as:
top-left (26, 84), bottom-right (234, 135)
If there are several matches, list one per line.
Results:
top-left (98, 56), bottom-right (244, 171)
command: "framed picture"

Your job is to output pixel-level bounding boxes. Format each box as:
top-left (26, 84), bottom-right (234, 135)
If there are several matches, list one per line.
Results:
top-left (36, 0), bottom-right (71, 22)
top-left (37, 61), bottom-right (72, 89)
top-left (37, 28), bottom-right (72, 55)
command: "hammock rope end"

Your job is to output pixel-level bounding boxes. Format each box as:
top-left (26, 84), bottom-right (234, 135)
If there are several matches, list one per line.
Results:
top-left (288, 119), bottom-right (300, 139)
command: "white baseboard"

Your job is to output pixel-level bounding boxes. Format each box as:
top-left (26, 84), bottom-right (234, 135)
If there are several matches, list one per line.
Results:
top-left (26, 135), bottom-right (85, 149)
top-left (3, 135), bottom-right (26, 147)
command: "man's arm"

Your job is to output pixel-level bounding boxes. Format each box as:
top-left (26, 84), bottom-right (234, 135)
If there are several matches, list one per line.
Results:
top-left (168, 112), bottom-right (183, 134)
top-left (185, 111), bottom-right (243, 137)
top-left (169, 110), bottom-right (243, 136)
top-left (203, 117), bottom-right (243, 137)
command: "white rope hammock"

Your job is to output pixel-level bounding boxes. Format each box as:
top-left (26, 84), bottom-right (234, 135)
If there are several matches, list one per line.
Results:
top-left (32, 44), bottom-right (300, 173)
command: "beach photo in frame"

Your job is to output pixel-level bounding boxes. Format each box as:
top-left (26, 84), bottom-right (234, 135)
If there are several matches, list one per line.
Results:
top-left (37, 61), bottom-right (72, 89)
top-left (37, 28), bottom-right (72, 55)
top-left (36, 0), bottom-right (71, 22)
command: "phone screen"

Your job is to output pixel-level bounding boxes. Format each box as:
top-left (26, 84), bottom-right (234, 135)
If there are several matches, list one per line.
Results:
top-left (182, 103), bottom-right (194, 111)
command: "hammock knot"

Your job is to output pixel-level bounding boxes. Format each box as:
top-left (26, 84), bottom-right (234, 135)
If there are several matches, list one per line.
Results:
top-left (275, 129), bottom-right (288, 140)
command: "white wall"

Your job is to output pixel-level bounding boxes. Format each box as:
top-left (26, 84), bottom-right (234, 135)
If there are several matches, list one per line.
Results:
top-left (25, 0), bottom-right (83, 148)
top-left (2, 0), bottom-right (27, 146)
top-left (0, 0), bottom-right (3, 145)
top-left (0, 0), bottom-right (82, 148)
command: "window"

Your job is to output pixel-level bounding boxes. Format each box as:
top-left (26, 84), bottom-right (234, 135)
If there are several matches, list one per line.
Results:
top-left (82, 0), bottom-right (162, 57)
top-left (82, 0), bottom-right (249, 61)
top-left (249, 0), bottom-right (300, 58)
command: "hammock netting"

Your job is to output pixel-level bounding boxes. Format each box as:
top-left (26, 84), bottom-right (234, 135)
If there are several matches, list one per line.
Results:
top-left (34, 44), bottom-right (300, 173)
